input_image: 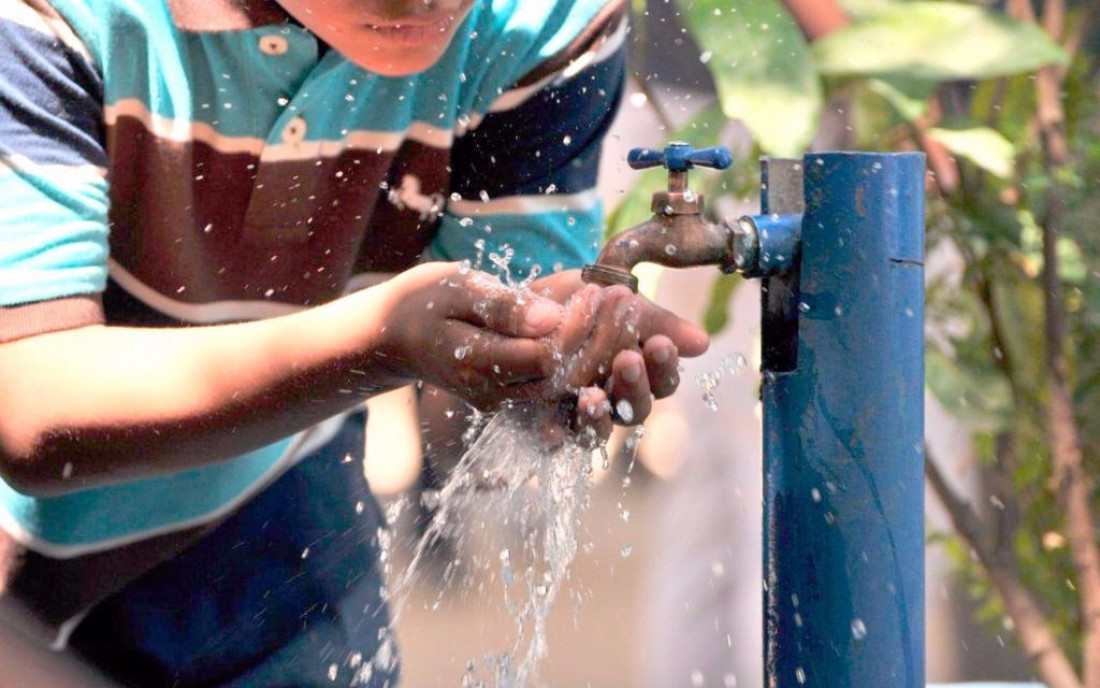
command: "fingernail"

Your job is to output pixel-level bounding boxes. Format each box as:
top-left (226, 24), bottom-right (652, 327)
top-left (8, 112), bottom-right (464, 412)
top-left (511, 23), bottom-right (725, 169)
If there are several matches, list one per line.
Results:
top-left (652, 347), bottom-right (671, 364)
top-left (525, 300), bottom-right (562, 330)
top-left (587, 400), bottom-right (606, 418)
top-left (622, 361), bottom-right (643, 383)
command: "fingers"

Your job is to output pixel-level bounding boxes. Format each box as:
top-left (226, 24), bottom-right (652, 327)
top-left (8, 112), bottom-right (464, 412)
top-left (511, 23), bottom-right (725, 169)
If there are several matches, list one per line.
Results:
top-left (450, 271), bottom-right (564, 338)
top-left (642, 334), bottom-right (680, 399)
top-left (435, 320), bottom-right (553, 389)
top-left (554, 285), bottom-right (640, 390)
top-left (574, 387), bottom-right (613, 446)
top-left (636, 300), bottom-right (710, 358)
top-left (606, 349), bottom-right (652, 426)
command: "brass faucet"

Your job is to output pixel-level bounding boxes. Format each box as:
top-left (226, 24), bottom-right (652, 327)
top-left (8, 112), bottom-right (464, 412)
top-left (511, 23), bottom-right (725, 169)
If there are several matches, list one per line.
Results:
top-left (582, 143), bottom-right (800, 291)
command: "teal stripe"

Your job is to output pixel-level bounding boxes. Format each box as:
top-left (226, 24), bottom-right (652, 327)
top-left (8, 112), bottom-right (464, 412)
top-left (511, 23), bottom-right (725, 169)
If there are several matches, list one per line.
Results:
top-left (0, 168), bottom-right (108, 305)
top-left (0, 437), bottom-right (294, 548)
top-left (49, 0), bottom-right (614, 141)
top-left (430, 203), bottom-right (603, 280)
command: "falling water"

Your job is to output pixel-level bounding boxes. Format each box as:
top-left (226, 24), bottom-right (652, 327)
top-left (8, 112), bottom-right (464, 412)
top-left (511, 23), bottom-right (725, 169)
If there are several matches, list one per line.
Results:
top-left (380, 402), bottom-right (607, 687)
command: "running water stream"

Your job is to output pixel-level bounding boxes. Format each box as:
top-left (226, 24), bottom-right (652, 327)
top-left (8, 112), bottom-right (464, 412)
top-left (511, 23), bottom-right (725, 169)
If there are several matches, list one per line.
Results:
top-left (378, 402), bottom-right (638, 687)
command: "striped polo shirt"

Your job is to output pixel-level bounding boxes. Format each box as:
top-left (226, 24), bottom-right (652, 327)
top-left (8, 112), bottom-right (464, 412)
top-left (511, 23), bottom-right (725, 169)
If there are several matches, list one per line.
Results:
top-left (0, 0), bottom-right (625, 646)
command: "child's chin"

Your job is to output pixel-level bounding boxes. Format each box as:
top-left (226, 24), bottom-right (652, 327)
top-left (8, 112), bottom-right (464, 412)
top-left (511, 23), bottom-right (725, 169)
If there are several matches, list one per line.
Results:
top-left (346, 45), bottom-right (450, 77)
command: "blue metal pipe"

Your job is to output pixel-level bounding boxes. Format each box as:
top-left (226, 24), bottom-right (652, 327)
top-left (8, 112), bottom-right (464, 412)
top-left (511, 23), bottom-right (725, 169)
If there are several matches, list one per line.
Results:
top-left (760, 152), bottom-right (926, 687)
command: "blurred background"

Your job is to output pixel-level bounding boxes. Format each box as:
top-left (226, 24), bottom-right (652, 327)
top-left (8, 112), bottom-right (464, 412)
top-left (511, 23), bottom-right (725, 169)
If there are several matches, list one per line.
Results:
top-left (2, 0), bottom-right (1096, 685)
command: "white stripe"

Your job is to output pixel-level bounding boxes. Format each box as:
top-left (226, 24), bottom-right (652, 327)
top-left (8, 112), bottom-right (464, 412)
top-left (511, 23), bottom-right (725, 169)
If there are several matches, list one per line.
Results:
top-left (0, 413), bottom-right (347, 560)
top-left (108, 260), bottom-right (305, 323)
top-left (105, 100), bottom-right (454, 161)
top-left (105, 100), bottom-right (267, 155)
top-left (2, 1), bottom-right (94, 63)
top-left (485, 18), bottom-right (627, 116)
top-left (0, 153), bottom-right (106, 179)
top-left (0, 2), bottom-right (54, 36)
top-left (49, 609), bottom-right (90, 651)
top-left (448, 188), bottom-right (601, 217)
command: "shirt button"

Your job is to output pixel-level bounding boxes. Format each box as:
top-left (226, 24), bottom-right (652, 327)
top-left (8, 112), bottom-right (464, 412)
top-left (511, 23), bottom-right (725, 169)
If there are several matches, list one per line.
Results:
top-left (282, 116), bottom-right (307, 144)
top-left (259, 35), bottom-right (289, 55)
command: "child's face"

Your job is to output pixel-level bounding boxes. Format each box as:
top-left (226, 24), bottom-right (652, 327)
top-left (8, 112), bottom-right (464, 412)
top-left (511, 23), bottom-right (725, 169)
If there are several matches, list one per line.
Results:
top-left (277, 0), bottom-right (477, 75)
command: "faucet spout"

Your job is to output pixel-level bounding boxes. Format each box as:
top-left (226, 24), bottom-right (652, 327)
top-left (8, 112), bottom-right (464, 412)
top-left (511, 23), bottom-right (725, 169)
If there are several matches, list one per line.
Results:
top-left (582, 214), bottom-right (738, 292)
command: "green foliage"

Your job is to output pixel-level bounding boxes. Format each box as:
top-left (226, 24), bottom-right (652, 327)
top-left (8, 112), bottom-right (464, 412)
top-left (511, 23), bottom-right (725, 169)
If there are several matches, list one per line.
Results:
top-left (617, 0), bottom-right (1100, 671)
top-left (680, 0), bottom-right (821, 156)
top-left (812, 3), bottom-right (1069, 81)
top-left (703, 273), bottom-right (742, 335)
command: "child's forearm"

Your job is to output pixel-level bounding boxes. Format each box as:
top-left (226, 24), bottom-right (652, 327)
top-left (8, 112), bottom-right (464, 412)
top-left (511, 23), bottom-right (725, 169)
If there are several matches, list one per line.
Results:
top-left (0, 285), bottom-right (401, 497)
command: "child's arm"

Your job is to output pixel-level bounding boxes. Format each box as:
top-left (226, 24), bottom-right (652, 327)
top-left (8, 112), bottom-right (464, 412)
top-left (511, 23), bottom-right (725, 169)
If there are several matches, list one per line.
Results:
top-left (0, 262), bottom-right (566, 496)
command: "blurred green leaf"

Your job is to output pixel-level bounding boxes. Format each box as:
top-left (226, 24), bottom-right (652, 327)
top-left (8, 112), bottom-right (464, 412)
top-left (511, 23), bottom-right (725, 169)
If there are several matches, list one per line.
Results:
top-left (837, 0), bottom-right (897, 20)
top-left (812, 2), bottom-right (1070, 81)
top-left (927, 124), bottom-right (1017, 179)
top-left (680, 0), bottom-right (821, 156)
top-left (867, 76), bottom-right (936, 121)
top-left (703, 273), bottom-right (742, 335)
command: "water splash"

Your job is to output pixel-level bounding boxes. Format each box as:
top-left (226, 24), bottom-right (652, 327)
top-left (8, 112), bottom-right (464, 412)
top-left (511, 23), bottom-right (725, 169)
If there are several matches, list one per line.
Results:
top-left (383, 402), bottom-right (606, 687)
top-left (695, 353), bottom-right (748, 411)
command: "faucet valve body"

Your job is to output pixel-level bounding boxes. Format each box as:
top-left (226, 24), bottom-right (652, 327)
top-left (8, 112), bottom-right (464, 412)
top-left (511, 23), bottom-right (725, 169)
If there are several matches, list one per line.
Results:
top-left (583, 142), bottom-right (735, 292)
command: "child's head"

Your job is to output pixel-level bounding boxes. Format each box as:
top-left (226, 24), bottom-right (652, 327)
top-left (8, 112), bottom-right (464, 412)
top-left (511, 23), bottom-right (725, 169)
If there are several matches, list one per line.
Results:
top-left (277, 0), bottom-right (477, 75)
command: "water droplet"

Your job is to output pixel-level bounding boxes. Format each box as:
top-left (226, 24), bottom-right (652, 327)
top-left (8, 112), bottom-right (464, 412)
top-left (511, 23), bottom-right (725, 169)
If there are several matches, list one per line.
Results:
top-left (62, 462), bottom-right (73, 479)
top-left (664, 244), bottom-right (678, 256)
top-left (811, 488), bottom-right (822, 503)
top-left (614, 400), bottom-right (635, 423)
top-left (851, 617), bottom-right (867, 640)
top-left (562, 135), bottom-right (572, 146)
top-left (699, 50), bottom-right (712, 64)
top-left (327, 663), bottom-right (338, 681)
top-left (795, 667), bottom-right (807, 684)
top-left (620, 543), bottom-right (634, 558)
top-left (355, 501), bottom-right (365, 514)
top-left (301, 547), bottom-right (310, 559)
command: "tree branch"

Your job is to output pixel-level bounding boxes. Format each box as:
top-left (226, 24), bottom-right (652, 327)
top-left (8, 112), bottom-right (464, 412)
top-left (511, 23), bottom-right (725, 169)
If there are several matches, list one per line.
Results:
top-left (925, 449), bottom-right (1082, 688)
top-left (1032, 2), bottom-right (1100, 684)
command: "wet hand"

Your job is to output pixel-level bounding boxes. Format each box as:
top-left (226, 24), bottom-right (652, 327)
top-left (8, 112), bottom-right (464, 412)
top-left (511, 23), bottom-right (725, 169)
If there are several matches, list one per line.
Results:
top-left (373, 262), bottom-right (565, 408)
top-left (530, 271), bottom-right (709, 439)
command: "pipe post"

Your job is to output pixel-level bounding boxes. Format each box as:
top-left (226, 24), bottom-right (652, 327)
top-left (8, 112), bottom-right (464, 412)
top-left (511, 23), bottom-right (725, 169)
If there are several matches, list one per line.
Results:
top-left (761, 152), bottom-right (926, 687)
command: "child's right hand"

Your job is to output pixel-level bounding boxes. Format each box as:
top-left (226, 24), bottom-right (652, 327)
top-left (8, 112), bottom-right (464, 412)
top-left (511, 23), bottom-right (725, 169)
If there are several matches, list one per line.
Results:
top-left (370, 262), bottom-right (567, 409)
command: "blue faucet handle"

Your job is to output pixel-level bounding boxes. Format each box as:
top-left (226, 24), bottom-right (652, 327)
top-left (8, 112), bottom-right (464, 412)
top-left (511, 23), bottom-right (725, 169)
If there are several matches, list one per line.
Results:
top-left (686, 146), bottom-right (733, 170)
top-left (626, 147), bottom-right (667, 170)
top-left (626, 142), bottom-right (733, 172)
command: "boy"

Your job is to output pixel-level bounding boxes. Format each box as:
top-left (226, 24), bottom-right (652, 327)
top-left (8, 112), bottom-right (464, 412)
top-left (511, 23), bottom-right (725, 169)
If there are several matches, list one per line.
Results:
top-left (0, 0), bottom-right (707, 684)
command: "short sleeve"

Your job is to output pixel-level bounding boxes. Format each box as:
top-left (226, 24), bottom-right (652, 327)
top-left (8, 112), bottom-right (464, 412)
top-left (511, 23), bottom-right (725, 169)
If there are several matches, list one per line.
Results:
top-left (0, 1), bottom-right (109, 341)
top-left (430, 1), bottom-right (625, 281)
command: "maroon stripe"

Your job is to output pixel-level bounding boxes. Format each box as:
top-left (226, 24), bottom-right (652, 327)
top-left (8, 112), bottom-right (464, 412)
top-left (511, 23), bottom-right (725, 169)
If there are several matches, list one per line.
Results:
top-left (0, 295), bottom-right (104, 343)
top-left (106, 117), bottom-right (451, 314)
